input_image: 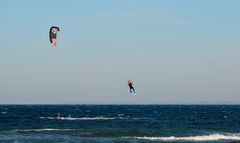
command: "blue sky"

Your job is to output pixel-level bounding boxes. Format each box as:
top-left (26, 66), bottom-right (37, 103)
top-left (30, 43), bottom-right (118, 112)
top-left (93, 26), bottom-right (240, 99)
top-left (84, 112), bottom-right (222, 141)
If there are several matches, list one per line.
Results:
top-left (0, 0), bottom-right (240, 104)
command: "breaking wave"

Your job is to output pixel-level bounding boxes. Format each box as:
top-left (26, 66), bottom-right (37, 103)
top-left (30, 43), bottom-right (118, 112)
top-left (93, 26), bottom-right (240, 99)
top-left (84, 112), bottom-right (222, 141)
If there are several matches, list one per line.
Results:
top-left (39, 116), bottom-right (124, 120)
top-left (11, 128), bottom-right (78, 132)
top-left (130, 134), bottom-right (240, 141)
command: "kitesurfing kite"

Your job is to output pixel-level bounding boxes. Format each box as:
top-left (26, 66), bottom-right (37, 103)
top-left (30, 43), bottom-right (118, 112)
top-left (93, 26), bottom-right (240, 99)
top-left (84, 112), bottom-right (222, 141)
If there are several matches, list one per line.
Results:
top-left (49, 26), bottom-right (60, 47)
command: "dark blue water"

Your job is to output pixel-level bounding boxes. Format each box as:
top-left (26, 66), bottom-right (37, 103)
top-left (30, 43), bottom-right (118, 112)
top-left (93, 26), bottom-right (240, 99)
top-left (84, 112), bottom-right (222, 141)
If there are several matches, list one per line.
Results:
top-left (0, 105), bottom-right (240, 143)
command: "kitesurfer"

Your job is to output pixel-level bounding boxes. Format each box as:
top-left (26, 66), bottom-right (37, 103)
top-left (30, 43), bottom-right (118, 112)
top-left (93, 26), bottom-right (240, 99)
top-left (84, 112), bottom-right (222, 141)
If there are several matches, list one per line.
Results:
top-left (128, 80), bottom-right (135, 94)
top-left (49, 26), bottom-right (60, 47)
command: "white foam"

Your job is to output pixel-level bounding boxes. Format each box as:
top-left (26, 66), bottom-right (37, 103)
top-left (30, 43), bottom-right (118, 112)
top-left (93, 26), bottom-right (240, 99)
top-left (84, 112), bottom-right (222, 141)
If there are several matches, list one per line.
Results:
top-left (39, 116), bottom-right (155, 120)
top-left (131, 134), bottom-right (240, 141)
top-left (13, 128), bottom-right (77, 132)
top-left (39, 116), bottom-right (124, 120)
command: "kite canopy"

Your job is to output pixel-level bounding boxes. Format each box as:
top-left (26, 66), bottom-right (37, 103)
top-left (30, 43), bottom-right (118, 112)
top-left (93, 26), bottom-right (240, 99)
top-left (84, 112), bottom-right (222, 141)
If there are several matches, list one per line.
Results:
top-left (49, 26), bottom-right (60, 47)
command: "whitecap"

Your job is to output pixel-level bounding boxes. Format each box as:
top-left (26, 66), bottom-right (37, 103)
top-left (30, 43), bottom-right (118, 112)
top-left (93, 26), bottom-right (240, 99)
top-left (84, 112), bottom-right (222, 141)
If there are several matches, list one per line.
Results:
top-left (39, 116), bottom-right (124, 120)
top-left (39, 116), bottom-right (61, 120)
top-left (129, 134), bottom-right (240, 141)
top-left (12, 128), bottom-right (77, 132)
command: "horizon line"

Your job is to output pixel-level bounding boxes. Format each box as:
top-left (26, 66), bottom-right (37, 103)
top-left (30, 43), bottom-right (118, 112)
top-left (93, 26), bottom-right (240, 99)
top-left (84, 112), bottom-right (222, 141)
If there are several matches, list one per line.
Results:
top-left (0, 103), bottom-right (240, 105)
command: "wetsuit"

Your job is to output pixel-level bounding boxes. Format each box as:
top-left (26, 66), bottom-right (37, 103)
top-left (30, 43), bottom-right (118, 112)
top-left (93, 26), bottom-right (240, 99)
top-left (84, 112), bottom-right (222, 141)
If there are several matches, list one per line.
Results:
top-left (128, 82), bottom-right (135, 94)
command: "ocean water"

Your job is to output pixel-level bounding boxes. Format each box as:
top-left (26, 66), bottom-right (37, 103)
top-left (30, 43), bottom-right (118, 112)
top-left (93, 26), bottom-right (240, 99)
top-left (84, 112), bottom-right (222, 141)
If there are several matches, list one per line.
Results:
top-left (0, 105), bottom-right (240, 143)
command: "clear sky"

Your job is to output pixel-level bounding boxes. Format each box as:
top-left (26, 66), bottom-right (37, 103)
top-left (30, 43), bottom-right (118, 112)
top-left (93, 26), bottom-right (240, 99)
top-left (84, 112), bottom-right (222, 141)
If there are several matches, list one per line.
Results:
top-left (0, 0), bottom-right (240, 104)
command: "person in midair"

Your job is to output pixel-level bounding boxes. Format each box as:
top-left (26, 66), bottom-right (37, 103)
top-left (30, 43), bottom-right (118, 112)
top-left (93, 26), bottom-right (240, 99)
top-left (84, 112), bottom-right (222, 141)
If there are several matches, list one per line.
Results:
top-left (128, 80), bottom-right (135, 94)
top-left (49, 26), bottom-right (60, 47)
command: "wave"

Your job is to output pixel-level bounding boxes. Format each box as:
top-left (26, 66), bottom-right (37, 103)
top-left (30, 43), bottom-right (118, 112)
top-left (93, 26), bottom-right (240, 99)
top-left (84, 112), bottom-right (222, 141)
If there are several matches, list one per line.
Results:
top-left (39, 116), bottom-right (156, 121)
top-left (130, 134), bottom-right (240, 141)
top-left (39, 116), bottom-right (124, 120)
top-left (11, 128), bottom-right (78, 132)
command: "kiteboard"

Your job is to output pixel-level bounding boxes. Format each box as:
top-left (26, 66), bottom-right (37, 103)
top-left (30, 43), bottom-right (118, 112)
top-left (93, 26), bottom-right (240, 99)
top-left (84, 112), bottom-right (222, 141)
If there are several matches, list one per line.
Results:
top-left (128, 91), bottom-right (137, 95)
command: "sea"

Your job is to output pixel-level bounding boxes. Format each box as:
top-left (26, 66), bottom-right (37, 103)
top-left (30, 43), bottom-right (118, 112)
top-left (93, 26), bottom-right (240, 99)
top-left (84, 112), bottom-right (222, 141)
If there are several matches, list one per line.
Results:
top-left (0, 105), bottom-right (240, 143)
